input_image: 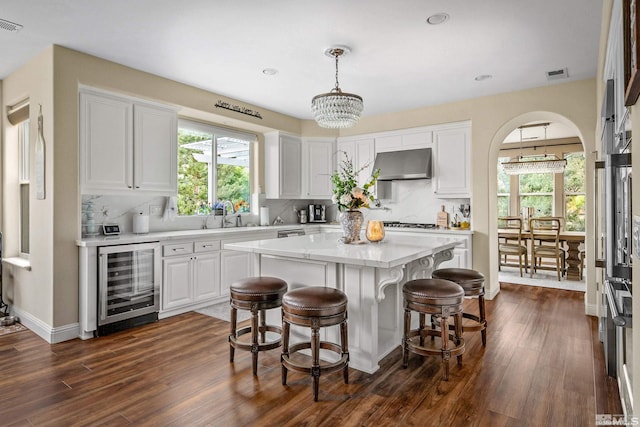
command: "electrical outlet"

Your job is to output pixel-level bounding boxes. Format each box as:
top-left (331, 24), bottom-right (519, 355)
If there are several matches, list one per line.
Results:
top-left (150, 205), bottom-right (162, 216)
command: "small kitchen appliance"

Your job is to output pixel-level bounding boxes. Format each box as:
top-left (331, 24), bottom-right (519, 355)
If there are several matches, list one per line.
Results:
top-left (308, 204), bottom-right (326, 222)
top-left (298, 209), bottom-right (308, 224)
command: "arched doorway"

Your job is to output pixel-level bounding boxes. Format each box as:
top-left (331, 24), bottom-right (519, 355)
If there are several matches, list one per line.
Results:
top-left (486, 111), bottom-right (596, 315)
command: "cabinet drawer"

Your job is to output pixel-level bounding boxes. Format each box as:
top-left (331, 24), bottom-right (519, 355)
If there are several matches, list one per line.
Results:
top-left (194, 240), bottom-right (221, 253)
top-left (163, 242), bottom-right (194, 257)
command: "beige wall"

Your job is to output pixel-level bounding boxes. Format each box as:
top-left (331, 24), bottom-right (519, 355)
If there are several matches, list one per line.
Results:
top-left (2, 48), bottom-right (55, 326)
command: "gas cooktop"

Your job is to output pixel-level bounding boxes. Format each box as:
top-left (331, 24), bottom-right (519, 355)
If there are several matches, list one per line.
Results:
top-left (382, 221), bottom-right (437, 229)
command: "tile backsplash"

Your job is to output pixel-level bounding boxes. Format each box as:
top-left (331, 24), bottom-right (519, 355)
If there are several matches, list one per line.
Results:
top-left (81, 179), bottom-right (469, 236)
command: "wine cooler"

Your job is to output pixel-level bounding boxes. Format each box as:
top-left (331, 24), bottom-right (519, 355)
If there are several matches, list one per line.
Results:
top-left (98, 242), bottom-right (160, 335)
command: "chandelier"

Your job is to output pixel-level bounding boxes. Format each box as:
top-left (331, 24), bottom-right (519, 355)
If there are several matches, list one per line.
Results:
top-left (311, 46), bottom-right (363, 129)
top-left (501, 123), bottom-right (567, 175)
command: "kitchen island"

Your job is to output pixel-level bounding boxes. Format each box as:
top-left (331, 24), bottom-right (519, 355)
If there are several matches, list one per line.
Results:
top-left (225, 232), bottom-right (464, 373)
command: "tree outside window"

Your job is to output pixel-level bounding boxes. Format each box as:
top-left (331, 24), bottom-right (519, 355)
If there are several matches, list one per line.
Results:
top-left (497, 157), bottom-right (510, 217)
top-left (518, 158), bottom-right (553, 217)
top-left (177, 121), bottom-right (252, 216)
top-left (564, 152), bottom-right (585, 231)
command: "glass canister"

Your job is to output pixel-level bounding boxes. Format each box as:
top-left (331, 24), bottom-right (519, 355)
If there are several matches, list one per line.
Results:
top-left (365, 220), bottom-right (385, 243)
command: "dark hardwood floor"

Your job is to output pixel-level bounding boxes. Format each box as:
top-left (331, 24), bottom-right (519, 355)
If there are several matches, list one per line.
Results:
top-left (0, 283), bottom-right (621, 426)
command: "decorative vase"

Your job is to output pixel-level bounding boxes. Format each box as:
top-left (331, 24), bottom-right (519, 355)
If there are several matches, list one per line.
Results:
top-left (340, 210), bottom-right (364, 243)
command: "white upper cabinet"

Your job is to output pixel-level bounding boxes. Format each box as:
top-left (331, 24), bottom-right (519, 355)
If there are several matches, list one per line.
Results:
top-left (303, 137), bottom-right (335, 199)
top-left (432, 122), bottom-right (471, 198)
top-left (336, 137), bottom-right (375, 188)
top-left (80, 92), bottom-right (133, 192)
top-left (264, 132), bottom-right (302, 199)
top-left (374, 131), bottom-right (432, 153)
top-left (80, 89), bottom-right (177, 194)
top-left (133, 104), bottom-right (178, 192)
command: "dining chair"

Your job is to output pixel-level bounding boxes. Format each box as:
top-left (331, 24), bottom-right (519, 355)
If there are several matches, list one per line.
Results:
top-left (528, 217), bottom-right (565, 280)
top-left (498, 216), bottom-right (528, 277)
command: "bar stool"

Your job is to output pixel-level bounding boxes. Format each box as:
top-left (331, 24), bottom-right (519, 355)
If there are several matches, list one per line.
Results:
top-left (432, 268), bottom-right (487, 346)
top-left (229, 276), bottom-right (288, 375)
top-left (402, 278), bottom-right (465, 380)
top-left (281, 287), bottom-right (349, 401)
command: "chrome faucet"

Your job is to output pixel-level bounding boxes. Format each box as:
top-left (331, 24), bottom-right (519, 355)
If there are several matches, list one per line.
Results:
top-left (221, 200), bottom-right (235, 228)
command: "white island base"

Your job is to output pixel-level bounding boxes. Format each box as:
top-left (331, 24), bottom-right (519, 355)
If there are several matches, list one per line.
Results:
top-left (225, 232), bottom-right (462, 374)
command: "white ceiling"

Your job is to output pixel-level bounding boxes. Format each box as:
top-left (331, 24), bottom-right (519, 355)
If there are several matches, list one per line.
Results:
top-left (0, 1), bottom-right (602, 122)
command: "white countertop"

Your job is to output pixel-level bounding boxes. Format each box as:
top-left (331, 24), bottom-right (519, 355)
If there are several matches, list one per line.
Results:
top-left (75, 224), bottom-right (319, 247)
top-left (76, 223), bottom-right (473, 247)
top-left (224, 231), bottom-right (464, 269)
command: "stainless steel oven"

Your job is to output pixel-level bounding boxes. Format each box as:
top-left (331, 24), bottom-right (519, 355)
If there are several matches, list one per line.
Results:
top-left (97, 242), bottom-right (160, 335)
top-left (599, 78), bottom-right (634, 415)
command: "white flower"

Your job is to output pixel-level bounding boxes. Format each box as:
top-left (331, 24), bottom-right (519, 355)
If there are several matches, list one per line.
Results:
top-left (340, 194), bottom-right (353, 205)
top-left (331, 194), bottom-right (339, 204)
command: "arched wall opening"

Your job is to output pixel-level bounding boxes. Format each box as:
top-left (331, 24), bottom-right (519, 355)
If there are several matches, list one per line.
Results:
top-left (485, 111), bottom-right (596, 314)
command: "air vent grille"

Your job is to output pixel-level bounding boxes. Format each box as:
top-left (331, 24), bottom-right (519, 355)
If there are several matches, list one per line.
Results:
top-left (546, 68), bottom-right (569, 81)
top-left (0, 18), bottom-right (23, 32)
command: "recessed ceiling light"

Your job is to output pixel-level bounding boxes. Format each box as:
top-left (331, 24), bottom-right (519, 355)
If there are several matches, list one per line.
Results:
top-left (474, 74), bottom-right (493, 82)
top-left (262, 68), bottom-right (278, 76)
top-left (426, 13), bottom-right (449, 25)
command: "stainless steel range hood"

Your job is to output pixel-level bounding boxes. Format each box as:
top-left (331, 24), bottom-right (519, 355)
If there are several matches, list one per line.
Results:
top-left (373, 148), bottom-right (432, 180)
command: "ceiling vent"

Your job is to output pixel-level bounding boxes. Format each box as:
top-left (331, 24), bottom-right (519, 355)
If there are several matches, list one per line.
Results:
top-left (546, 68), bottom-right (569, 81)
top-left (0, 18), bottom-right (23, 32)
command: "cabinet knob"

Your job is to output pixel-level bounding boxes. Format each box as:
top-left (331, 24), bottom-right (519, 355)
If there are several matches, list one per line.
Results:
top-left (128, 185), bottom-right (133, 189)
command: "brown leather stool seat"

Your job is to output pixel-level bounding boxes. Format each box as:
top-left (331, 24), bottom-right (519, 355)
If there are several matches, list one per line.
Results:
top-left (229, 276), bottom-right (288, 375)
top-left (402, 279), bottom-right (465, 380)
top-left (432, 268), bottom-right (487, 346)
top-left (281, 287), bottom-right (349, 401)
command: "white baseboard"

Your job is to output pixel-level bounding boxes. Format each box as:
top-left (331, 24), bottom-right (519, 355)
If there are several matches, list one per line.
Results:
top-left (485, 282), bottom-right (501, 300)
top-left (584, 296), bottom-right (598, 317)
top-left (11, 306), bottom-right (79, 344)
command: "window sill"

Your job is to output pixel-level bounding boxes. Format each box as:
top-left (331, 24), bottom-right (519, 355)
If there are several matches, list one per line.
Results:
top-left (2, 257), bottom-right (32, 271)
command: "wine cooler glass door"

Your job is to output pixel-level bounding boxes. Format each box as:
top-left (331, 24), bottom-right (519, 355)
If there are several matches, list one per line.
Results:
top-left (98, 242), bottom-right (160, 326)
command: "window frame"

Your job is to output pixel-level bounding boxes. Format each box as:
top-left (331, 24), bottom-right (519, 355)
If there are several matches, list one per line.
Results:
top-left (177, 119), bottom-right (256, 217)
top-left (498, 147), bottom-right (584, 226)
top-left (18, 119), bottom-right (31, 257)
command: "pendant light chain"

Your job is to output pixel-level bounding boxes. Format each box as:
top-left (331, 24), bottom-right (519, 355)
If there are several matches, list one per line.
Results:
top-left (333, 48), bottom-right (343, 92)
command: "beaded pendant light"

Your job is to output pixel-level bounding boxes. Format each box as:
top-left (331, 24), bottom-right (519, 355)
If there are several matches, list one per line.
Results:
top-left (311, 46), bottom-right (363, 129)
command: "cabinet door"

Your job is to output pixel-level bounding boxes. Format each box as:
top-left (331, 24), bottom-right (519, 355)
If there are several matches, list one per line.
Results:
top-left (433, 126), bottom-right (470, 197)
top-left (355, 139), bottom-right (376, 187)
top-left (436, 250), bottom-right (466, 269)
top-left (305, 139), bottom-right (334, 198)
top-left (336, 138), bottom-right (375, 188)
top-left (162, 257), bottom-right (192, 310)
top-left (220, 250), bottom-right (253, 296)
top-left (280, 135), bottom-right (302, 198)
top-left (80, 92), bottom-right (133, 192)
top-left (193, 253), bottom-right (221, 302)
top-left (374, 135), bottom-right (401, 153)
top-left (133, 104), bottom-right (178, 192)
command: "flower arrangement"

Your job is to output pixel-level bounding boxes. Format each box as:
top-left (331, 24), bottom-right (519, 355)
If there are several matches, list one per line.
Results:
top-left (331, 152), bottom-right (380, 211)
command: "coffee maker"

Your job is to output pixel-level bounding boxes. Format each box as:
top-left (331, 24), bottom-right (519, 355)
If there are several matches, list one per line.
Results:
top-left (308, 204), bottom-right (326, 222)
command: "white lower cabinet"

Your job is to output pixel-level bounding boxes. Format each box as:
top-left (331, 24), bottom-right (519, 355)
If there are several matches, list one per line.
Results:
top-left (159, 231), bottom-right (281, 318)
top-left (219, 231), bottom-right (278, 293)
top-left (436, 250), bottom-right (466, 269)
top-left (431, 232), bottom-right (472, 269)
top-left (220, 250), bottom-right (252, 296)
top-left (161, 239), bottom-right (221, 317)
top-left (387, 230), bottom-right (472, 269)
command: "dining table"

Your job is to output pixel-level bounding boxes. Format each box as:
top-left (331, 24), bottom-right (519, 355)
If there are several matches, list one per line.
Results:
top-left (498, 229), bottom-right (586, 281)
